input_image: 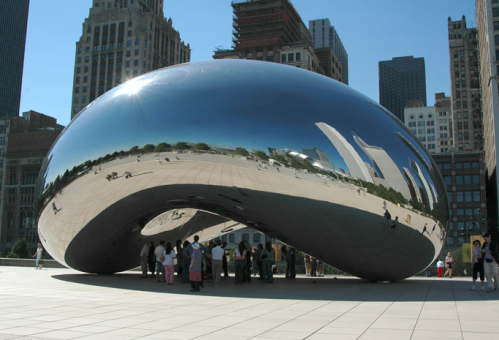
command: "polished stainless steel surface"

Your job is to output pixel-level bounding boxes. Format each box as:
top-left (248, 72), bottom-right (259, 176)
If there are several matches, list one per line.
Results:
top-left (36, 60), bottom-right (448, 281)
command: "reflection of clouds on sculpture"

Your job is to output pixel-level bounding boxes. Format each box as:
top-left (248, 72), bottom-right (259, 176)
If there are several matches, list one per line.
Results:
top-left (36, 60), bottom-right (448, 281)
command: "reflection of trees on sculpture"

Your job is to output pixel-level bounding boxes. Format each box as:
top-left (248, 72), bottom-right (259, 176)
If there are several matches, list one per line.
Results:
top-left (174, 142), bottom-right (190, 150)
top-left (142, 144), bottom-right (155, 153)
top-left (195, 143), bottom-right (210, 151)
top-left (235, 147), bottom-right (249, 156)
top-left (156, 142), bottom-right (171, 152)
top-left (253, 150), bottom-right (269, 160)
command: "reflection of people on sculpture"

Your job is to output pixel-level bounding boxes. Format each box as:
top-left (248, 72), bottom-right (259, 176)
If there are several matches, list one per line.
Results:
top-left (391, 216), bottom-right (399, 229)
top-left (383, 200), bottom-right (387, 210)
top-left (421, 223), bottom-right (429, 236)
top-left (124, 171), bottom-right (132, 179)
top-left (164, 157), bottom-right (170, 162)
top-left (383, 209), bottom-right (391, 226)
top-left (52, 202), bottom-right (59, 215)
top-left (157, 159), bottom-right (162, 165)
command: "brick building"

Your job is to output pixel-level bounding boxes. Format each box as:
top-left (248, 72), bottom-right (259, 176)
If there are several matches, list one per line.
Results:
top-left (432, 151), bottom-right (487, 249)
top-left (0, 111), bottom-right (63, 256)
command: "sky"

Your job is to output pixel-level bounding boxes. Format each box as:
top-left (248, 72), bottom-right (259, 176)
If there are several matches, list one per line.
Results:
top-left (19, 0), bottom-right (476, 127)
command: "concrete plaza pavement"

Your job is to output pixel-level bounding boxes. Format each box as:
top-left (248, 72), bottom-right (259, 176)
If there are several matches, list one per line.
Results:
top-left (1, 267), bottom-right (499, 340)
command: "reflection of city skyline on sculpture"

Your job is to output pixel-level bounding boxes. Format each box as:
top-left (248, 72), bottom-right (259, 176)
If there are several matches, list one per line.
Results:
top-left (36, 60), bottom-right (448, 282)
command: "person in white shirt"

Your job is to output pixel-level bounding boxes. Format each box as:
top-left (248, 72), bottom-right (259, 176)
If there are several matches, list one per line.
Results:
top-left (437, 259), bottom-right (444, 277)
top-left (32, 243), bottom-right (43, 269)
top-left (162, 242), bottom-right (177, 285)
top-left (211, 240), bottom-right (225, 287)
top-left (154, 240), bottom-right (166, 282)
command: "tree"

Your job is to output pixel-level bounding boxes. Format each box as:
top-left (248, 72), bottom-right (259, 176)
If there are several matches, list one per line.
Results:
top-left (175, 142), bottom-right (190, 150)
top-left (235, 147), bottom-right (249, 156)
top-left (142, 144), bottom-right (155, 153)
top-left (195, 143), bottom-right (210, 151)
top-left (129, 145), bottom-right (139, 154)
top-left (7, 238), bottom-right (30, 258)
top-left (156, 142), bottom-right (171, 152)
top-left (271, 154), bottom-right (289, 167)
top-left (253, 150), bottom-right (269, 160)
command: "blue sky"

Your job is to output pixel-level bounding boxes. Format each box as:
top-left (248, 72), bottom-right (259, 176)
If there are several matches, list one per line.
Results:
top-left (20, 0), bottom-right (475, 127)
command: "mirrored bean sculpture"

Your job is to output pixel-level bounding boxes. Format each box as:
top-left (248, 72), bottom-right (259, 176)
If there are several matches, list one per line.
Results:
top-left (36, 60), bottom-right (448, 281)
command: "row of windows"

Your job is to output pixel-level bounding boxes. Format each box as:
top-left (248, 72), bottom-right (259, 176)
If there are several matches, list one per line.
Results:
top-left (407, 121), bottom-right (435, 127)
top-left (438, 161), bottom-right (480, 170)
top-left (216, 233), bottom-right (263, 244)
top-left (417, 135), bottom-right (435, 142)
top-left (281, 52), bottom-right (301, 63)
top-left (444, 175), bottom-right (481, 186)
top-left (94, 0), bottom-right (136, 10)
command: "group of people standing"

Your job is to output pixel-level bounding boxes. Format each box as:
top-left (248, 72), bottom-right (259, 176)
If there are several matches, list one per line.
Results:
top-left (469, 233), bottom-right (499, 292)
top-left (140, 236), bottom-right (230, 292)
top-left (139, 237), bottom-right (309, 291)
top-left (434, 232), bottom-right (499, 293)
top-left (303, 254), bottom-right (324, 277)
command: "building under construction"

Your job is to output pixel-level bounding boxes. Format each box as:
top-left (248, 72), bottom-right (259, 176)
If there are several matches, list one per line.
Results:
top-left (214, 0), bottom-right (341, 80)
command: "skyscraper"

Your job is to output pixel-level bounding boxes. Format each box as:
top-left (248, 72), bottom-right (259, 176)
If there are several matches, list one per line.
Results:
top-left (213, 0), bottom-right (342, 81)
top-left (71, 0), bottom-right (190, 119)
top-left (0, 0), bottom-right (30, 119)
top-left (379, 56), bottom-right (427, 122)
top-left (477, 0), bottom-right (499, 233)
top-left (448, 16), bottom-right (483, 152)
top-left (309, 18), bottom-right (349, 85)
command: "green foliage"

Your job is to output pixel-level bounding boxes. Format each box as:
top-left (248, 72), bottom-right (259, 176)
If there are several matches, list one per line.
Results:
top-left (129, 145), bottom-right (139, 154)
top-left (156, 142), bottom-right (171, 152)
top-left (448, 247), bottom-right (468, 277)
top-left (253, 150), bottom-right (269, 160)
top-left (235, 147), bottom-right (249, 156)
top-left (142, 144), bottom-right (155, 153)
top-left (175, 142), bottom-right (190, 150)
top-left (6, 252), bottom-right (19, 258)
top-left (358, 180), bottom-right (408, 206)
top-left (7, 238), bottom-right (30, 259)
top-left (195, 143), bottom-right (210, 151)
top-left (271, 154), bottom-right (289, 167)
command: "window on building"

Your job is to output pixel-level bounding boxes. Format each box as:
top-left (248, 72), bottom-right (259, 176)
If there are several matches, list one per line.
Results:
top-left (494, 7), bottom-right (499, 17)
top-left (229, 234), bottom-right (235, 243)
top-left (242, 233), bottom-right (249, 242)
top-left (456, 191), bottom-right (464, 202)
top-left (494, 21), bottom-right (499, 30)
top-left (281, 54), bottom-right (286, 62)
top-left (474, 191), bottom-right (481, 202)
top-left (444, 176), bottom-right (452, 186)
top-left (253, 234), bottom-right (261, 243)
